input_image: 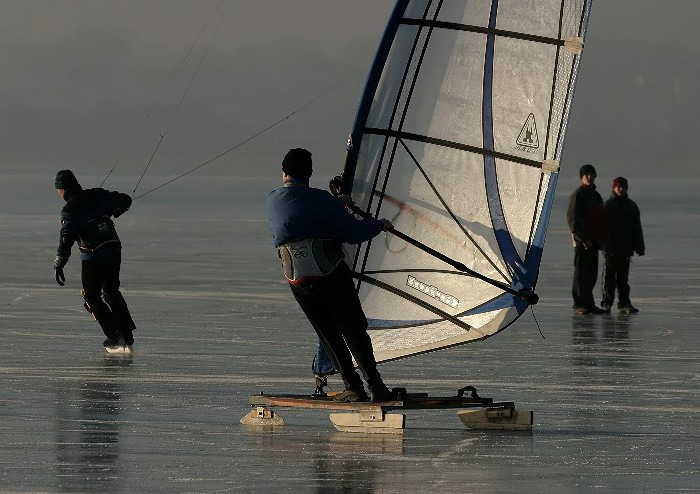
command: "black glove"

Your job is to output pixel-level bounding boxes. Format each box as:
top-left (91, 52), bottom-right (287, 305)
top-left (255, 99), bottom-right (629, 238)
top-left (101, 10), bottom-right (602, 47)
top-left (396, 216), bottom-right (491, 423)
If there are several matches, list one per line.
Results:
top-left (113, 193), bottom-right (132, 217)
top-left (53, 256), bottom-right (67, 286)
top-left (329, 175), bottom-right (344, 196)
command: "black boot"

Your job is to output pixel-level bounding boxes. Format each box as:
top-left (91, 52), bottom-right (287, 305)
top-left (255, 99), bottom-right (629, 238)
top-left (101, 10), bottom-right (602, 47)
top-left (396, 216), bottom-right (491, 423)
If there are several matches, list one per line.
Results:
top-left (368, 381), bottom-right (392, 402)
top-left (333, 387), bottom-right (369, 403)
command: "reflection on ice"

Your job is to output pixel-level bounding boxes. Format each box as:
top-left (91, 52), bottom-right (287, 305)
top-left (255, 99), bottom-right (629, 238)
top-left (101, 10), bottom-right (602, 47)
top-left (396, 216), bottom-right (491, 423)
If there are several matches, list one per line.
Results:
top-left (54, 358), bottom-right (131, 491)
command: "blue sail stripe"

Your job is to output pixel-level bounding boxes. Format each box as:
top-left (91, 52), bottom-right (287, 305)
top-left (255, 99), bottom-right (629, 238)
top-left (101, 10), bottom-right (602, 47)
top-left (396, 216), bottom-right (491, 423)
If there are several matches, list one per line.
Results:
top-left (483, 1), bottom-right (522, 284)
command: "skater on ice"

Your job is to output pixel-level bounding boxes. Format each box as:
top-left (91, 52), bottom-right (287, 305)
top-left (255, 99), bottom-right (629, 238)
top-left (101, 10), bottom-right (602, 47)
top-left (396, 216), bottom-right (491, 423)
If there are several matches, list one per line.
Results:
top-left (53, 169), bottom-right (136, 354)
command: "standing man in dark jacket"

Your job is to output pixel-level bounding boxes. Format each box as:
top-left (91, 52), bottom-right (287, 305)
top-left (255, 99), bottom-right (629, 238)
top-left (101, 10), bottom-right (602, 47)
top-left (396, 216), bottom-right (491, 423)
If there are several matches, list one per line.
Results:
top-left (602, 177), bottom-right (645, 314)
top-left (53, 170), bottom-right (136, 353)
top-left (266, 148), bottom-right (393, 403)
top-left (566, 164), bottom-right (607, 315)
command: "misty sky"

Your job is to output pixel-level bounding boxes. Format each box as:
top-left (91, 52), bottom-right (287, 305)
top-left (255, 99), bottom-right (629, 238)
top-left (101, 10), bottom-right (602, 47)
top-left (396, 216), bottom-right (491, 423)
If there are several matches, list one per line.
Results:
top-left (2, 0), bottom-right (699, 193)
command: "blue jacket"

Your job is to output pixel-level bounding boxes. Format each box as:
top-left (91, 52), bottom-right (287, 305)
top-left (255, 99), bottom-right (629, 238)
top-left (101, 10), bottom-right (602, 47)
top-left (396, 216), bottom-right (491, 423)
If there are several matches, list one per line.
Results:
top-left (266, 181), bottom-right (383, 247)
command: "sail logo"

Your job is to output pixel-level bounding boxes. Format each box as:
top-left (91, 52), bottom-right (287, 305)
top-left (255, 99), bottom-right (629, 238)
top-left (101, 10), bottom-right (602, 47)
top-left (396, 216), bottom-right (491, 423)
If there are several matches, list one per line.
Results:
top-left (406, 275), bottom-right (459, 309)
top-left (516, 113), bottom-right (539, 153)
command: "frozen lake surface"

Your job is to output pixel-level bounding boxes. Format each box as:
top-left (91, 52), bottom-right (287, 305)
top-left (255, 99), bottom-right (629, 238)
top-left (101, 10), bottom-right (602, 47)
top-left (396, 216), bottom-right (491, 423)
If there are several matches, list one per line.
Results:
top-left (1, 174), bottom-right (698, 492)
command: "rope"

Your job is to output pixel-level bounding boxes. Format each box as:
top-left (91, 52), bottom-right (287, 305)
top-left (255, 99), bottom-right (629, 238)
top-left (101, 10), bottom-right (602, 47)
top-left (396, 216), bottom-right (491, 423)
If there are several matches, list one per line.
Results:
top-left (132, 0), bottom-right (235, 193)
top-left (100, 0), bottom-right (231, 188)
top-left (132, 61), bottom-right (369, 201)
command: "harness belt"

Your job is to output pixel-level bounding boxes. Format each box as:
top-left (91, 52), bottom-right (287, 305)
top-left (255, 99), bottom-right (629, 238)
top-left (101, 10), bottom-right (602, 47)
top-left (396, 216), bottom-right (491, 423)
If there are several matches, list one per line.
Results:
top-left (78, 215), bottom-right (120, 253)
top-left (278, 238), bottom-right (344, 284)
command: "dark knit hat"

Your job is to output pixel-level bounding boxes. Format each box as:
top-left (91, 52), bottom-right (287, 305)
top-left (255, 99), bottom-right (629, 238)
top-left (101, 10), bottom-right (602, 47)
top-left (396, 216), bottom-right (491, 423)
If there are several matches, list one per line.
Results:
top-left (282, 148), bottom-right (312, 178)
top-left (612, 176), bottom-right (628, 188)
top-left (579, 164), bottom-right (597, 178)
top-left (55, 169), bottom-right (80, 190)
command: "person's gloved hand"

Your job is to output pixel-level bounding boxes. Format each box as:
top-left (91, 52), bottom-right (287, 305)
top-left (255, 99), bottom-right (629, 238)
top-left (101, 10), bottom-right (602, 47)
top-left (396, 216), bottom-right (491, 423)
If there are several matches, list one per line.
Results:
top-left (329, 175), bottom-right (344, 196)
top-left (337, 195), bottom-right (354, 207)
top-left (53, 256), bottom-right (67, 286)
top-left (379, 218), bottom-right (393, 231)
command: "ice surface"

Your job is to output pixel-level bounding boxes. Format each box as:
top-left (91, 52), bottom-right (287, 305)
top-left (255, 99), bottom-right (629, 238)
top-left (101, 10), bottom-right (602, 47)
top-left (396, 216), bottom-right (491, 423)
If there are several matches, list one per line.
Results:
top-left (1, 174), bottom-right (697, 492)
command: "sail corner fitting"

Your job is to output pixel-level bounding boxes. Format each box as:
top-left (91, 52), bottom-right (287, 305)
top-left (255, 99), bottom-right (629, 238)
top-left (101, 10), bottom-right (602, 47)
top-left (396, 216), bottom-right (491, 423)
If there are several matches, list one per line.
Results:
top-left (541, 159), bottom-right (560, 174)
top-left (563, 37), bottom-right (584, 55)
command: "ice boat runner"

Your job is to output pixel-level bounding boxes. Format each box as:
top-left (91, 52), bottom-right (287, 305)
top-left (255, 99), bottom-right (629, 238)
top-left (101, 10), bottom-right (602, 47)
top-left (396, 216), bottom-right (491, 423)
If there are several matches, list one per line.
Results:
top-left (245, 0), bottom-right (592, 432)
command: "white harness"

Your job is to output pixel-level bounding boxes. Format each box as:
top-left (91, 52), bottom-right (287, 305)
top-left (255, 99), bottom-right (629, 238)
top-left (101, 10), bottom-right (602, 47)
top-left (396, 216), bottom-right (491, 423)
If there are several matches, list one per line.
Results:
top-left (278, 238), bottom-right (344, 284)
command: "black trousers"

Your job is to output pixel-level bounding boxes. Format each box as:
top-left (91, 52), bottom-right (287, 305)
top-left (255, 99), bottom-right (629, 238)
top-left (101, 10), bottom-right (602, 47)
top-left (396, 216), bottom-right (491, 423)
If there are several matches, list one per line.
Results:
top-left (289, 264), bottom-right (382, 393)
top-left (81, 254), bottom-right (136, 344)
top-left (602, 254), bottom-right (632, 308)
top-left (572, 244), bottom-right (599, 308)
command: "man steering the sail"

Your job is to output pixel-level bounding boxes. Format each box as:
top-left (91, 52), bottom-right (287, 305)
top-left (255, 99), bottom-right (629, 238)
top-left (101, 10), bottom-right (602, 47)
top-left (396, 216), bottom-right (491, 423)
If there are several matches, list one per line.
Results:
top-left (53, 170), bottom-right (136, 353)
top-left (266, 148), bottom-right (393, 403)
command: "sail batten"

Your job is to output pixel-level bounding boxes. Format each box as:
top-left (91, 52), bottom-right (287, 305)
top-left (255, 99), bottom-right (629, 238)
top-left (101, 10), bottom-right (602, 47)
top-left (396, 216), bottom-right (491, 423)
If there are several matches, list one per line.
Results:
top-left (344, 0), bottom-right (591, 363)
top-left (401, 18), bottom-right (576, 48)
top-left (364, 128), bottom-right (544, 169)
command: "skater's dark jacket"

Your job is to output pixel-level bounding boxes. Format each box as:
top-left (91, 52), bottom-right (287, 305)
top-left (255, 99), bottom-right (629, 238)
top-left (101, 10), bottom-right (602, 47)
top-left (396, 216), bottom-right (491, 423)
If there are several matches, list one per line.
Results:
top-left (266, 179), bottom-right (383, 248)
top-left (604, 191), bottom-right (645, 257)
top-left (566, 184), bottom-right (605, 248)
top-left (57, 188), bottom-right (132, 261)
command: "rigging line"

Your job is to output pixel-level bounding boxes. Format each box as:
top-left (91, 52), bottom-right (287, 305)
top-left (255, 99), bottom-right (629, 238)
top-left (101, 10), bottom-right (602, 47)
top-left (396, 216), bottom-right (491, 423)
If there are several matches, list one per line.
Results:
top-left (530, 305), bottom-right (545, 339)
top-left (132, 61), bottom-right (370, 201)
top-left (100, 0), bottom-right (229, 187)
top-left (132, 134), bottom-right (164, 193)
top-left (133, 0), bottom-right (235, 194)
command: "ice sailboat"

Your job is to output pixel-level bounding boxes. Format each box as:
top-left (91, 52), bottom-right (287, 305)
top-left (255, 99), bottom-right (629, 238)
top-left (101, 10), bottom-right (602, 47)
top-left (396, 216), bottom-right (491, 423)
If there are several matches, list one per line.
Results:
top-left (243, 0), bottom-right (592, 433)
top-left (340, 0), bottom-right (592, 363)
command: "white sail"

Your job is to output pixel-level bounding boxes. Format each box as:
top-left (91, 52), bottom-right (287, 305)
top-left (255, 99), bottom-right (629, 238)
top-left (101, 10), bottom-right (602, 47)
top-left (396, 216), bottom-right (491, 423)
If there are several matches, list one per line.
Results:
top-left (342, 0), bottom-right (592, 363)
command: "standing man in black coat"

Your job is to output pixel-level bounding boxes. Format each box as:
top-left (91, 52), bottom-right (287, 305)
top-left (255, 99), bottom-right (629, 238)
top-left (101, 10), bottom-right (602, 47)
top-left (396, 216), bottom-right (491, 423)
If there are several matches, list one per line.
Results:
top-left (53, 170), bottom-right (136, 353)
top-left (602, 177), bottom-right (645, 314)
top-left (567, 164), bottom-right (607, 315)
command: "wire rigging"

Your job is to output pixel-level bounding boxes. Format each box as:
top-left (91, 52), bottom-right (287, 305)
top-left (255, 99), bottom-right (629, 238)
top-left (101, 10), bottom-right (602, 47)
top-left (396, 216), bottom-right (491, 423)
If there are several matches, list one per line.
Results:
top-left (132, 61), bottom-right (370, 201)
top-left (132, 0), bottom-right (235, 194)
top-left (100, 0), bottom-right (230, 188)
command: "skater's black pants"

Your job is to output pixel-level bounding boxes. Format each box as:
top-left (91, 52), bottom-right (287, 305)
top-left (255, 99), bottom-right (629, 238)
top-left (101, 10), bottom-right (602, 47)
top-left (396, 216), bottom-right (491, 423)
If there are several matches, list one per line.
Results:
top-left (82, 254), bottom-right (136, 344)
top-left (289, 263), bottom-right (382, 393)
top-left (572, 244), bottom-right (599, 308)
top-left (602, 254), bottom-right (632, 308)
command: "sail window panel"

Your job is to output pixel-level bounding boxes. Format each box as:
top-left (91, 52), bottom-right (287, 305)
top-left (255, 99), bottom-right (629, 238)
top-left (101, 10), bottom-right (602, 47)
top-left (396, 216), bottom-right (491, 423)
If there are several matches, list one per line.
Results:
top-left (494, 158), bottom-right (543, 260)
top-left (431, 2), bottom-right (492, 28)
top-left (367, 24), bottom-right (422, 132)
top-left (352, 134), bottom-right (393, 212)
top-left (398, 29), bottom-right (485, 148)
top-left (403, 0), bottom-right (439, 23)
top-left (491, 36), bottom-right (558, 164)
